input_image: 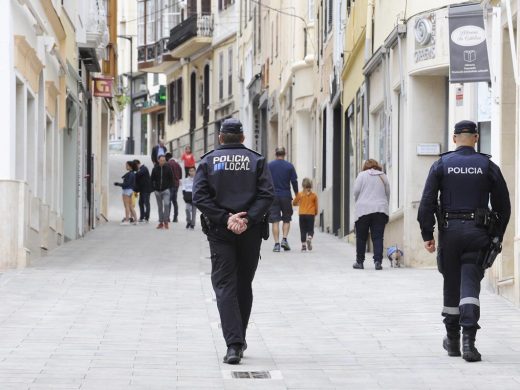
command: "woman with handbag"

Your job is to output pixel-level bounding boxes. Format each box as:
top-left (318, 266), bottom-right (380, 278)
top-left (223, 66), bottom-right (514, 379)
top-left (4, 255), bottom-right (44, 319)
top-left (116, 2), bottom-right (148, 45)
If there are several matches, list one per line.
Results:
top-left (352, 159), bottom-right (390, 270)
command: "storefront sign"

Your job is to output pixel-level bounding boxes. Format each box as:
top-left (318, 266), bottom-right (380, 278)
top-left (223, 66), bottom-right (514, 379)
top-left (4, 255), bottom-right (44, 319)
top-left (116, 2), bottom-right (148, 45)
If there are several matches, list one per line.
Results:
top-left (93, 77), bottom-right (114, 98)
top-left (448, 4), bottom-right (491, 83)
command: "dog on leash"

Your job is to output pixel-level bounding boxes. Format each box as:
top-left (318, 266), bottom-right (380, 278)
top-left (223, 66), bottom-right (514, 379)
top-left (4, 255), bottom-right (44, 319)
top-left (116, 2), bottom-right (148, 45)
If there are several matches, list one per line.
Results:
top-left (387, 246), bottom-right (403, 268)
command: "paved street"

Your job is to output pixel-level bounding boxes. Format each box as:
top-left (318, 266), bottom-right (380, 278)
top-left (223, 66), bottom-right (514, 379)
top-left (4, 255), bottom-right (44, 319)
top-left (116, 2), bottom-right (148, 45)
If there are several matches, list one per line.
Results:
top-left (1, 215), bottom-right (520, 390)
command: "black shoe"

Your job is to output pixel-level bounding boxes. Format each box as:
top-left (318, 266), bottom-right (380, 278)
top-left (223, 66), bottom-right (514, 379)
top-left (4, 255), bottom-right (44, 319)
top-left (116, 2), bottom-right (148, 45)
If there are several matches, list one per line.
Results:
top-left (443, 335), bottom-right (461, 357)
top-left (190, 224), bottom-right (195, 230)
top-left (173, 217), bottom-right (178, 223)
top-left (223, 344), bottom-right (242, 364)
top-left (186, 223), bottom-right (190, 229)
top-left (240, 341), bottom-right (248, 358)
top-left (375, 261), bottom-right (382, 270)
top-left (353, 262), bottom-right (364, 269)
top-left (281, 239), bottom-right (291, 251)
top-left (462, 332), bottom-right (481, 362)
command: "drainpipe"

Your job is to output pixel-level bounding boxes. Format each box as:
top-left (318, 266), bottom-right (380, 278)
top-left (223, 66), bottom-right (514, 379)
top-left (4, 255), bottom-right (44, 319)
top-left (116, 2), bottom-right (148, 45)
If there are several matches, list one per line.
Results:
top-left (365, 0), bottom-right (375, 62)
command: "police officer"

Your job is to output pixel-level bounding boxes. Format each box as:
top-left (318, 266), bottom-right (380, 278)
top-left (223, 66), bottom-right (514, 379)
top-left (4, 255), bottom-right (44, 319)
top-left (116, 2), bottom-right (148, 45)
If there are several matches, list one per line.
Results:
top-left (417, 120), bottom-right (510, 362)
top-left (193, 118), bottom-right (274, 365)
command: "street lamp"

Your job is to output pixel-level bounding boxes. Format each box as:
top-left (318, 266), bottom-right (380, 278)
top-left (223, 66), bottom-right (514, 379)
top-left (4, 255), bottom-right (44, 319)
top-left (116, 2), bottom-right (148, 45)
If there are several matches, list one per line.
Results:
top-left (117, 35), bottom-right (135, 155)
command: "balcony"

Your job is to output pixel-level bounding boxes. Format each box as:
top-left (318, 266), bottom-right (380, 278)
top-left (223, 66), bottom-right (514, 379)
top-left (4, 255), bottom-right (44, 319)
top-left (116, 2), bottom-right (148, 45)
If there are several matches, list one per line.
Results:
top-left (167, 14), bottom-right (214, 58)
top-left (138, 38), bottom-right (176, 73)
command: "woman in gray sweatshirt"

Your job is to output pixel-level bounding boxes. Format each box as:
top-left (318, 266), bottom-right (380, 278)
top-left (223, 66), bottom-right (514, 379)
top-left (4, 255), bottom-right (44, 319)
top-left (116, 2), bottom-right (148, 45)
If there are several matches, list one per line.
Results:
top-left (353, 159), bottom-right (390, 270)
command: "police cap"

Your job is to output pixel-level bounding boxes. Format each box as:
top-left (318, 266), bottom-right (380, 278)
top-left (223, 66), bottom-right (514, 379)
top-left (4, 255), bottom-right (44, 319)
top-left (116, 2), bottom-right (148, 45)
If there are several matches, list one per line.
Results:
top-left (220, 118), bottom-right (243, 134)
top-left (454, 120), bottom-right (477, 134)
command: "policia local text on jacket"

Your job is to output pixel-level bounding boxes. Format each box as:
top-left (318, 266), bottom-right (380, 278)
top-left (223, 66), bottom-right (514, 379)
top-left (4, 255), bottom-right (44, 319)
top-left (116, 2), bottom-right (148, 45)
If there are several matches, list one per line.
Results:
top-left (193, 119), bottom-right (274, 365)
top-left (417, 120), bottom-right (510, 363)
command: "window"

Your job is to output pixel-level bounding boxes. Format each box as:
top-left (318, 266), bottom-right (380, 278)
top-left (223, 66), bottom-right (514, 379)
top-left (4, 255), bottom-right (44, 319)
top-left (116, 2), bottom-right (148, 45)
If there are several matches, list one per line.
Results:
top-left (275, 14), bottom-right (279, 57)
top-left (163, 0), bottom-right (182, 37)
top-left (168, 78), bottom-right (183, 123)
top-left (257, 2), bottom-right (261, 53)
top-left (219, 52), bottom-right (224, 101)
top-left (219, 0), bottom-right (234, 11)
top-left (328, 0), bottom-right (333, 32)
top-left (146, 0), bottom-right (155, 44)
top-left (228, 48), bottom-right (233, 97)
top-left (153, 73), bottom-right (159, 86)
top-left (253, 7), bottom-right (257, 56)
top-left (138, 1), bottom-right (145, 46)
top-left (308, 0), bottom-right (314, 21)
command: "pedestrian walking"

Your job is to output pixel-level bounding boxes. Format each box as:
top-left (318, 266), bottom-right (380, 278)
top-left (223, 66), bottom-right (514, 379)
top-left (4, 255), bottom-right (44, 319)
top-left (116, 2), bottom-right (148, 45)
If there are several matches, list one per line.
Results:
top-left (181, 145), bottom-right (196, 177)
top-left (151, 139), bottom-right (167, 166)
top-left (114, 161), bottom-right (138, 225)
top-left (292, 178), bottom-right (318, 251)
top-left (182, 167), bottom-right (197, 229)
top-left (151, 155), bottom-right (174, 229)
top-left (134, 159), bottom-right (152, 223)
top-left (268, 147), bottom-right (298, 252)
top-left (165, 152), bottom-right (182, 222)
top-left (352, 159), bottom-right (390, 270)
top-left (193, 118), bottom-right (274, 365)
top-left (418, 120), bottom-right (511, 362)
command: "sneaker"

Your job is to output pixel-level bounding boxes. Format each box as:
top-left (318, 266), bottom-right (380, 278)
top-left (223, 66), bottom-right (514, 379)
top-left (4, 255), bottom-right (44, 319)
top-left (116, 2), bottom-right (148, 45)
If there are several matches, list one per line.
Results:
top-left (164, 222), bottom-right (169, 229)
top-left (301, 244), bottom-right (307, 251)
top-left (375, 261), bottom-right (383, 270)
top-left (120, 220), bottom-right (130, 226)
top-left (281, 239), bottom-right (291, 251)
top-left (138, 219), bottom-right (145, 223)
top-left (273, 243), bottom-right (281, 252)
top-left (145, 219), bottom-right (149, 224)
top-left (156, 223), bottom-right (164, 229)
top-left (353, 262), bottom-right (364, 269)
top-left (306, 236), bottom-right (313, 251)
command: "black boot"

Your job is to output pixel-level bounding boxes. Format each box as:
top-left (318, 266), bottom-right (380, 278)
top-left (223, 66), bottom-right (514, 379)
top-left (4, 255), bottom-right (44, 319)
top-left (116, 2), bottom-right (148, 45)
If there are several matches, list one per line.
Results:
top-left (462, 331), bottom-right (481, 362)
top-left (443, 334), bottom-right (461, 357)
top-left (223, 343), bottom-right (242, 364)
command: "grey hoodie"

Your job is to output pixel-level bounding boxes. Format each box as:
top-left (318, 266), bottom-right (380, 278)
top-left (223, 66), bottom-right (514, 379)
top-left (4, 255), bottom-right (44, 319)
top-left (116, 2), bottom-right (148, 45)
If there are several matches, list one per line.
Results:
top-left (353, 169), bottom-right (390, 221)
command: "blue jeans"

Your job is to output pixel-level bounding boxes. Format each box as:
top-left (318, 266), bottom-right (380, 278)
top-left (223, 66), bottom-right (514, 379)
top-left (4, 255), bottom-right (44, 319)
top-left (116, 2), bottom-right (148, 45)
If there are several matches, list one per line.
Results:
top-left (138, 192), bottom-right (151, 221)
top-left (355, 212), bottom-right (388, 263)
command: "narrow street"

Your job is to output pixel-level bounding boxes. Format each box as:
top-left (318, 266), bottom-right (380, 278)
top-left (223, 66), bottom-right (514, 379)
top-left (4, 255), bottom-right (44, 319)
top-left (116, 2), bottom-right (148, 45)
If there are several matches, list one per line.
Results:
top-left (0, 157), bottom-right (519, 389)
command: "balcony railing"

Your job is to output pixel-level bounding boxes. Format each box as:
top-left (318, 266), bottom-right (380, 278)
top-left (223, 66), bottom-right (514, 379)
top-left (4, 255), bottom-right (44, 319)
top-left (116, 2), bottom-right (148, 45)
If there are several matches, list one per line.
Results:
top-left (167, 14), bottom-right (214, 52)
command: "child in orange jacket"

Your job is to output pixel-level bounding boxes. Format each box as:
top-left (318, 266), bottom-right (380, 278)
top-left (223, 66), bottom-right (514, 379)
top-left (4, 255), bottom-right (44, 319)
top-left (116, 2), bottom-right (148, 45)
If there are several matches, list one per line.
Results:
top-left (292, 178), bottom-right (318, 251)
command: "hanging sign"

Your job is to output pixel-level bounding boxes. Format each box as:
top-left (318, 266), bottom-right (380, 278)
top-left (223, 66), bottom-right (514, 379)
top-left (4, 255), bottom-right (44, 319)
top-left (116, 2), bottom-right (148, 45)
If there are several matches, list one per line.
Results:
top-left (93, 77), bottom-right (114, 98)
top-left (448, 4), bottom-right (491, 83)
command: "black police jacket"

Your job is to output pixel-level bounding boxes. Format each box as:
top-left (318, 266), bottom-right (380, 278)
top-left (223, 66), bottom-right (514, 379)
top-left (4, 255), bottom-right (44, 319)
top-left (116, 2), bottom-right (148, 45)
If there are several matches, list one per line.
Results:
top-left (417, 146), bottom-right (510, 241)
top-left (193, 143), bottom-right (275, 226)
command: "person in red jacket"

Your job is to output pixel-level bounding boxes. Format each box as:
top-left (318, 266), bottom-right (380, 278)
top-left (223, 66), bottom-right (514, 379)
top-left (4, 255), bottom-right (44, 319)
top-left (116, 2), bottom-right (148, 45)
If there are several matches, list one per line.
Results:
top-left (181, 145), bottom-right (196, 177)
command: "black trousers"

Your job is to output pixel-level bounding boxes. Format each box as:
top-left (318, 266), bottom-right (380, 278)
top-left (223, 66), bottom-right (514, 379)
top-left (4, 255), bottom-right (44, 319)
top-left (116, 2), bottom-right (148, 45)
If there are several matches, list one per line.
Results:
top-left (207, 224), bottom-right (263, 346)
top-left (138, 192), bottom-right (151, 221)
top-left (299, 215), bottom-right (315, 243)
top-left (169, 186), bottom-right (179, 219)
top-left (355, 212), bottom-right (388, 263)
top-left (438, 220), bottom-right (489, 333)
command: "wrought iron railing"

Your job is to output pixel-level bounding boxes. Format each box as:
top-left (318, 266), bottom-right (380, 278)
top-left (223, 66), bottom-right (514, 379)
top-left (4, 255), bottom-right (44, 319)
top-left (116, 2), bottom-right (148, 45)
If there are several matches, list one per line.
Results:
top-left (167, 14), bottom-right (214, 51)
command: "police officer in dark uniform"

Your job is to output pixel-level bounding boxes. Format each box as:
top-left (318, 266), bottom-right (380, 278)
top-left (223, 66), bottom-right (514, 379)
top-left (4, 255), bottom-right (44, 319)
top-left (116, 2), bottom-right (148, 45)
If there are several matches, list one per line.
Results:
top-left (417, 120), bottom-right (510, 362)
top-left (193, 118), bottom-right (274, 365)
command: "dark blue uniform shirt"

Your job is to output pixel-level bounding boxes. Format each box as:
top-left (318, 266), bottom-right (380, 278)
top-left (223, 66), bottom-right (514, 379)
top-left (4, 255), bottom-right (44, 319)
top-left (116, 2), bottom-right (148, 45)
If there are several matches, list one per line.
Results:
top-left (193, 143), bottom-right (275, 226)
top-left (417, 146), bottom-right (510, 241)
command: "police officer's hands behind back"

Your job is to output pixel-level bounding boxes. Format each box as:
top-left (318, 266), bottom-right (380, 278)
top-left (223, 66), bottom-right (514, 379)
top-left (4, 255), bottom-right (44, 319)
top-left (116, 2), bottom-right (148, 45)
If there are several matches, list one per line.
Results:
top-left (424, 239), bottom-right (436, 253)
top-left (227, 212), bottom-right (248, 235)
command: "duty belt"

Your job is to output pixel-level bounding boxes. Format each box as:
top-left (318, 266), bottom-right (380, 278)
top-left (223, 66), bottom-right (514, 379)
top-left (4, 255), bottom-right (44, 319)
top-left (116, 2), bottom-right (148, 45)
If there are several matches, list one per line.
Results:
top-left (444, 212), bottom-right (475, 220)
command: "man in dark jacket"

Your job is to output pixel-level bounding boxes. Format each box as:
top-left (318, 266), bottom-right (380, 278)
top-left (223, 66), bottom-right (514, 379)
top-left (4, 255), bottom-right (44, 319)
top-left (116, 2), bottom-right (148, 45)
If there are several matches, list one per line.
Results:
top-left (165, 152), bottom-right (183, 222)
top-left (150, 155), bottom-right (174, 229)
top-left (151, 139), bottom-right (167, 165)
top-left (134, 159), bottom-right (152, 222)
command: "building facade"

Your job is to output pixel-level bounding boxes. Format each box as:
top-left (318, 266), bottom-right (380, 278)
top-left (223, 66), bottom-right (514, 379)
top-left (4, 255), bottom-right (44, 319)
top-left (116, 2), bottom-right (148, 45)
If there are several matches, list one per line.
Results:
top-left (0, 0), bottom-right (116, 269)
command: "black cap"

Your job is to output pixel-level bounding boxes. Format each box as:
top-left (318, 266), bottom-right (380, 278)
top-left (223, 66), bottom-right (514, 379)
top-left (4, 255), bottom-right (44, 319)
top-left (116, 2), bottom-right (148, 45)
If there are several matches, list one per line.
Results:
top-left (454, 120), bottom-right (477, 134)
top-left (220, 118), bottom-right (243, 133)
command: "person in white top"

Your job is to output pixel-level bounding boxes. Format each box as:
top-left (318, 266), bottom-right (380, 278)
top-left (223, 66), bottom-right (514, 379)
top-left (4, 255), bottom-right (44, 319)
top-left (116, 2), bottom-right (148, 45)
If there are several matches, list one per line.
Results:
top-left (182, 167), bottom-right (197, 229)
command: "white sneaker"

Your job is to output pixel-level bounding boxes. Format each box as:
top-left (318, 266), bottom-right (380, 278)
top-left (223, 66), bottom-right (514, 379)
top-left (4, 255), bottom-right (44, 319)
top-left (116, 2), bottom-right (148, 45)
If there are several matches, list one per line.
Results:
top-left (120, 221), bottom-right (130, 226)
